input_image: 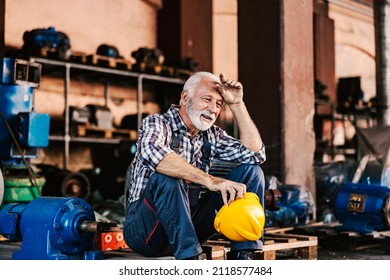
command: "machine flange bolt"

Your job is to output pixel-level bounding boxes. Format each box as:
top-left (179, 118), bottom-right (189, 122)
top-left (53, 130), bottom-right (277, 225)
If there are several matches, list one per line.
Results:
top-left (54, 223), bottom-right (62, 231)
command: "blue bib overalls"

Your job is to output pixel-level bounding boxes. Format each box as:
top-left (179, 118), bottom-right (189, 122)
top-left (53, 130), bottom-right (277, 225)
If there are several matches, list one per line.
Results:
top-left (124, 132), bottom-right (265, 259)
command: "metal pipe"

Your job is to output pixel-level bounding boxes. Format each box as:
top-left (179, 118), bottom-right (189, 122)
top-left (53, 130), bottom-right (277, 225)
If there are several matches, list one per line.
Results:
top-left (374, 0), bottom-right (390, 126)
top-left (64, 63), bottom-right (71, 170)
top-left (137, 75), bottom-right (144, 129)
top-left (104, 81), bottom-right (109, 107)
top-left (79, 221), bottom-right (117, 233)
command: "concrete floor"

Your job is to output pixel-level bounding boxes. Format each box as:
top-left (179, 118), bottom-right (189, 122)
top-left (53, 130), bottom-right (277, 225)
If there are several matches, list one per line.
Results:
top-left (318, 244), bottom-right (390, 260)
top-left (285, 224), bottom-right (390, 260)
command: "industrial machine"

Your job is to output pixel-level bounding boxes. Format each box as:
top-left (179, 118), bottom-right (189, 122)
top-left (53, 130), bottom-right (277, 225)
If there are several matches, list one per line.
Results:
top-left (334, 182), bottom-right (390, 233)
top-left (0, 58), bottom-right (50, 207)
top-left (38, 164), bottom-right (92, 200)
top-left (333, 150), bottom-right (390, 233)
top-left (0, 196), bottom-right (115, 259)
top-left (22, 26), bottom-right (71, 60)
top-left (131, 47), bottom-right (165, 73)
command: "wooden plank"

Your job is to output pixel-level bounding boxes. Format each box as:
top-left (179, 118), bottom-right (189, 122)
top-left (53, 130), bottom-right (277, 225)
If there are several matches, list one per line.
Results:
top-left (202, 245), bottom-right (226, 260)
top-left (265, 232), bottom-right (317, 241)
top-left (265, 237), bottom-right (298, 243)
top-left (86, 54), bottom-right (131, 70)
top-left (77, 125), bottom-right (137, 140)
top-left (263, 239), bottom-right (317, 252)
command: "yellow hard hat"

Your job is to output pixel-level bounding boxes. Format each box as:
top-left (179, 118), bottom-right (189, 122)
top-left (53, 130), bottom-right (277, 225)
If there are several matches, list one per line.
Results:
top-left (214, 192), bottom-right (265, 242)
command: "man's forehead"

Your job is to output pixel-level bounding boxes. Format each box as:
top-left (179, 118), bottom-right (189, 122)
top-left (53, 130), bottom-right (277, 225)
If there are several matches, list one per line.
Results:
top-left (196, 87), bottom-right (223, 102)
top-left (201, 76), bottom-right (222, 86)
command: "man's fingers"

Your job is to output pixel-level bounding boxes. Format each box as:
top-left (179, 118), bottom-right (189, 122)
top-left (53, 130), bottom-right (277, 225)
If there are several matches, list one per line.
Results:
top-left (220, 189), bottom-right (228, 206)
top-left (228, 189), bottom-right (236, 204)
top-left (218, 182), bottom-right (247, 205)
top-left (236, 187), bottom-right (244, 198)
top-left (216, 84), bottom-right (225, 95)
top-left (219, 73), bottom-right (225, 83)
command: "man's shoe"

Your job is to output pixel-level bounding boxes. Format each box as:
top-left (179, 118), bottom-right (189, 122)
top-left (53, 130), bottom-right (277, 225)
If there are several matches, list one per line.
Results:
top-left (227, 250), bottom-right (254, 260)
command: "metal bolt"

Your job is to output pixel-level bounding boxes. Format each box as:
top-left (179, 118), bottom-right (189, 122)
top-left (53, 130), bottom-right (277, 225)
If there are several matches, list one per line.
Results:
top-left (54, 223), bottom-right (62, 231)
top-left (61, 205), bottom-right (68, 212)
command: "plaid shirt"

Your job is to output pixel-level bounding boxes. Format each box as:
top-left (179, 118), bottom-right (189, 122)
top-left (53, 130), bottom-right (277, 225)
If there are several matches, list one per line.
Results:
top-left (127, 105), bottom-right (266, 203)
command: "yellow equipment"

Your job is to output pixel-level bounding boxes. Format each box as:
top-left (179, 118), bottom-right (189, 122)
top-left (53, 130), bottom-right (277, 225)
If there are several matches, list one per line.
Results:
top-left (214, 192), bottom-right (265, 242)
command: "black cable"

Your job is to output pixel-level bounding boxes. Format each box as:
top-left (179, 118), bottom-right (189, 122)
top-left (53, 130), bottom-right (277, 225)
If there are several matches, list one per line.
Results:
top-left (0, 111), bottom-right (41, 196)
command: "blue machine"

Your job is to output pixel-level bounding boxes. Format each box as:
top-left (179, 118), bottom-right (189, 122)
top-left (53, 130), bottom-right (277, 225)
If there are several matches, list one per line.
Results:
top-left (0, 58), bottom-right (49, 161)
top-left (22, 26), bottom-right (71, 60)
top-left (0, 196), bottom-right (108, 260)
top-left (0, 58), bottom-right (50, 206)
top-left (334, 182), bottom-right (390, 233)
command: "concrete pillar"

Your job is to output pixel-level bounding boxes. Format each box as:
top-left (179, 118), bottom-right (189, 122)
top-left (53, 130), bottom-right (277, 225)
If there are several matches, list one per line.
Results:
top-left (157, 0), bottom-right (213, 72)
top-left (374, 0), bottom-right (390, 125)
top-left (181, 0), bottom-right (213, 71)
top-left (212, 0), bottom-right (238, 79)
top-left (313, 0), bottom-right (336, 103)
top-left (238, 1), bottom-right (316, 197)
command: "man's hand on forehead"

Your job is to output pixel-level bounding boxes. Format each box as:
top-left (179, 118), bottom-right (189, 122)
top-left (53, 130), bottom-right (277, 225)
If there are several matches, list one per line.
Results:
top-left (217, 73), bottom-right (243, 105)
top-left (219, 73), bottom-right (243, 90)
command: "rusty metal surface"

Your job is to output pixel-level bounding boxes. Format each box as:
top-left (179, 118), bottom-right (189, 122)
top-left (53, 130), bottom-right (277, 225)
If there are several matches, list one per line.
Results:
top-left (374, 0), bottom-right (390, 125)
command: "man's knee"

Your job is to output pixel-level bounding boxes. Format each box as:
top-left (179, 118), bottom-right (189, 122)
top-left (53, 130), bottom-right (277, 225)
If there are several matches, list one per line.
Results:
top-left (149, 172), bottom-right (185, 193)
top-left (234, 164), bottom-right (264, 183)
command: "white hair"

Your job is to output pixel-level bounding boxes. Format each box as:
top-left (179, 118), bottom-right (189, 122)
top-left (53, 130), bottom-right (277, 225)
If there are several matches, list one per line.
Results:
top-left (180, 71), bottom-right (220, 105)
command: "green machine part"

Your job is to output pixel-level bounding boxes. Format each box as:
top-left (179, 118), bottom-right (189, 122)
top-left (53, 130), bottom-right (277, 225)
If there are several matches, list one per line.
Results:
top-left (0, 167), bottom-right (45, 208)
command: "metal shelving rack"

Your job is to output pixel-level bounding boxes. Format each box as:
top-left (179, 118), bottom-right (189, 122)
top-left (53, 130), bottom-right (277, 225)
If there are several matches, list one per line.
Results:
top-left (30, 57), bottom-right (185, 169)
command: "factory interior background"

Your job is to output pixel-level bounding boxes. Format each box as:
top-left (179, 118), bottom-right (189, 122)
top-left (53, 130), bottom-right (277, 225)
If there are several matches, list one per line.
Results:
top-left (1, 0), bottom-right (390, 261)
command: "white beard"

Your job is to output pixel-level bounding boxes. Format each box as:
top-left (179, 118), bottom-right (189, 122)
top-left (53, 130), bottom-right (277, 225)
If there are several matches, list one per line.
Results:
top-left (186, 99), bottom-right (216, 131)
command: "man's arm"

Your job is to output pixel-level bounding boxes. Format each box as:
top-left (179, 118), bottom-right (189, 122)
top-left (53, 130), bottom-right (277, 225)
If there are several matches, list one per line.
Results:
top-left (156, 152), bottom-right (246, 205)
top-left (230, 102), bottom-right (262, 152)
top-left (218, 74), bottom-right (263, 152)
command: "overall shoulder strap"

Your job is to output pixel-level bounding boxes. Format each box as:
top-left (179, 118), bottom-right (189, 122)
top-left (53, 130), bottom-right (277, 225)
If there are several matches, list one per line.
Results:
top-left (170, 129), bottom-right (180, 153)
top-left (200, 132), bottom-right (212, 170)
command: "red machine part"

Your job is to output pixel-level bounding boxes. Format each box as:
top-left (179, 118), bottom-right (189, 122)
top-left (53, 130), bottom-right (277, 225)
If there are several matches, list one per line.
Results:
top-left (93, 230), bottom-right (128, 251)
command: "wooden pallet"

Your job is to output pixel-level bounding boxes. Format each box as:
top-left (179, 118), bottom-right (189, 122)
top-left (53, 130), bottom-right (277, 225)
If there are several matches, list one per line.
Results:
top-left (205, 232), bottom-right (318, 260)
top-left (77, 125), bottom-right (137, 140)
top-left (85, 54), bottom-right (132, 70)
top-left (202, 244), bottom-right (226, 260)
top-left (131, 63), bottom-right (192, 78)
top-left (132, 63), bottom-right (166, 75)
top-left (0, 240), bottom-right (22, 260)
top-left (274, 222), bottom-right (390, 251)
